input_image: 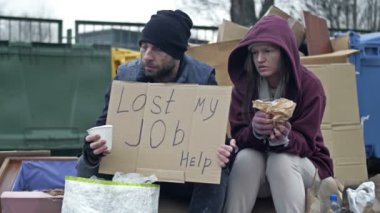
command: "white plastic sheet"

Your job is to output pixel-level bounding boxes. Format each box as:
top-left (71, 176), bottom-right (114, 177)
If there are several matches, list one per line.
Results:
top-left (347, 181), bottom-right (375, 213)
top-left (62, 176), bottom-right (159, 213)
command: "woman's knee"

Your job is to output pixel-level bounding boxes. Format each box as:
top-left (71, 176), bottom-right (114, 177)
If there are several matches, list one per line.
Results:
top-left (231, 149), bottom-right (266, 175)
top-left (266, 153), bottom-right (297, 177)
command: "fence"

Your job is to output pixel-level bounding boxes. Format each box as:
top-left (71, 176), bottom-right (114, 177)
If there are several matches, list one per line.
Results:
top-left (0, 15), bottom-right (375, 49)
top-left (0, 16), bottom-right (63, 43)
top-left (75, 20), bottom-right (218, 50)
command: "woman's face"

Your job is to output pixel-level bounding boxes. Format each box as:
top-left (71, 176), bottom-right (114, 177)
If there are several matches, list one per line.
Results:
top-left (250, 42), bottom-right (282, 85)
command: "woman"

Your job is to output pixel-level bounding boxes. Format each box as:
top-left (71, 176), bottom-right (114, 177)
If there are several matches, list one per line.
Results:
top-left (218, 15), bottom-right (333, 213)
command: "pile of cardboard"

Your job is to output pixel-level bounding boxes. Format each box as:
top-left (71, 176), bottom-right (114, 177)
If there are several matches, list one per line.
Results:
top-left (300, 11), bottom-right (367, 183)
top-left (304, 61), bottom-right (367, 184)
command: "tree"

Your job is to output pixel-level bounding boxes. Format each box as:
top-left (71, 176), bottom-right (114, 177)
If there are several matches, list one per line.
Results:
top-left (230, 0), bottom-right (274, 26)
top-left (359, 0), bottom-right (380, 30)
top-left (181, 0), bottom-right (378, 32)
top-left (304, 0), bottom-right (379, 31)
top-left (179, 0), bottom-right (231, 25)
top-left (180, 0), bottom-right (275, 27)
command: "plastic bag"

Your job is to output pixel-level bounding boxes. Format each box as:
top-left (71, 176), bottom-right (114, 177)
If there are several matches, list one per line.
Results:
top-left (347, 181), bottom-right (375, 213)
top-left (61, 176), bottom-right (160, 213)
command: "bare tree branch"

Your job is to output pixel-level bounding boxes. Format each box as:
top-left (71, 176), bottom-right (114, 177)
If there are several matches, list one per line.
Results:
top-left (304, 0), bottom-right (377, 31)
top-left (259, 0), bottom-right (275, 18)
top-left (230, 0), bottom-right (256, 26)
top-left (179, 0), bottom-right (230, 25)
top-left (180, 0), bottom-right (276, 27)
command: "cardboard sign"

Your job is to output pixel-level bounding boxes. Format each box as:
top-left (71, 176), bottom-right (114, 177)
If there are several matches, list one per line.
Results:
top-left (99, 81), bottom-right (232, 184)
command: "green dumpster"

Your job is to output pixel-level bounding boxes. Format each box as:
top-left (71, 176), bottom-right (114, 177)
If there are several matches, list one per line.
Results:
top-left (0, 43), bottom-right (111, 151)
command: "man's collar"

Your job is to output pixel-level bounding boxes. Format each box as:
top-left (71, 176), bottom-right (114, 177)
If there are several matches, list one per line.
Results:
top-left (136, 56), bottom-right (187, 83)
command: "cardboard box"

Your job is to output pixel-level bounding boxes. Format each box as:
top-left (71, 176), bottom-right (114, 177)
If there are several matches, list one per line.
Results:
top-left (0, 150), bottom-right (50, 165)
top-left (300, 33), bottom-right (357, 65)
top-left (306, 63), bottom-right (360, 124)
top-left (0, 157), bottom-right (77, 213)
top-left (265, 5), bottom-right (305, 47)
top-left (1, 191), bottom-right (62, 213)
top-left (322, 124), bottom-right (368, 183)
top-left (301, 49), bottom-right (358, 65)
top-left (331, 34), bottom-right (350, 51)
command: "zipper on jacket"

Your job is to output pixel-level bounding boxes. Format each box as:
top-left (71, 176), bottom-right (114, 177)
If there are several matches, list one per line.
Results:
top-left (263, 138), bottom-right (270, 152)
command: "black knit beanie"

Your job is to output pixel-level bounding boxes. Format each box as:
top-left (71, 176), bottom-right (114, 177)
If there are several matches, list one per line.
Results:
top-left (139, 10), bottom-right (193, 59)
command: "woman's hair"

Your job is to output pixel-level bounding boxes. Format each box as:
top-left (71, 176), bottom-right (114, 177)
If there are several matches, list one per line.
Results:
top-left (241, 47), bottom-right (292, 122)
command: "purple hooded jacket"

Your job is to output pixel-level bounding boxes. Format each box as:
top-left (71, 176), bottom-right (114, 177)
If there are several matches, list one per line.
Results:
top-left (228, 15), bottom-right (333, 179)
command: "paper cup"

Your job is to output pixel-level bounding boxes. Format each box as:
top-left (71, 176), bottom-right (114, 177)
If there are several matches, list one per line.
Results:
top-left (86, 125), bottom-right (113, 151)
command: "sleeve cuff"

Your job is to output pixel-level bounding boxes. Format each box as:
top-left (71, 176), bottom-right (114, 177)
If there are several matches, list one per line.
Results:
top-left (268, 136), bottom-right (289, 147)
top-left (252, 128), bottom-right (266, 140)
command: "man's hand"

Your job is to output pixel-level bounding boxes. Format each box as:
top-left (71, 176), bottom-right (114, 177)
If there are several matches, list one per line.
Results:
top-left (85, 134), bottom-right (110, 156)
top-left (217, 139), bottom-right (238, 168)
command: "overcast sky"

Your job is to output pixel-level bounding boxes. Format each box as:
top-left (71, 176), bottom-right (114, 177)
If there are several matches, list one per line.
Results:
top-left (0, 0), bottom-right (219, 32)
top-left (1, 0), bottom-right (303, 33)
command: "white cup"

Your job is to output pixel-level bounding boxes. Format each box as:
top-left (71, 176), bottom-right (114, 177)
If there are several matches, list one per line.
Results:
top-left (86, 125), bottom-right (113, 151)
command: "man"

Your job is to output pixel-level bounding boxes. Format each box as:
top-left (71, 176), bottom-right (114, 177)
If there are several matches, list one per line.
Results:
top-left (77, 9), bottom-right (228, 213)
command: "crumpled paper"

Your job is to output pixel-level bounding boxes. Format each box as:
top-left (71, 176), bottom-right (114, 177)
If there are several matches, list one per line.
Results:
top-left (347, 181), bottom-right (375, 213)
top-left (252, 98), bottom-right (296, 125)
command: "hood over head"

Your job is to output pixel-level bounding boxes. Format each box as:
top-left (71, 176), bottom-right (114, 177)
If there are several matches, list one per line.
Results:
top-left (228, 15), bottom-right (302, 93)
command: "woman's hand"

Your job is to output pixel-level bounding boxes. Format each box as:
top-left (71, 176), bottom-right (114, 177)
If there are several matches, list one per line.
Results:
top-left (217, 139), bottom-right (237, 168)
top-left (270, 121), bottom-right (291, 141)
top-left (251, 110), bottom-right (274, 137)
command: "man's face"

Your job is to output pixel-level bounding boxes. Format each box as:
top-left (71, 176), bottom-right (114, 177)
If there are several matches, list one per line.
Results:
top-left (140, 42), bottom-right (178, 81)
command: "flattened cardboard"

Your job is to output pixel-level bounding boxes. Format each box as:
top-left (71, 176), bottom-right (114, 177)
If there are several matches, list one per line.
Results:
top-left (300, 49), bottom-right (358, 65)
top-left (321, 124), bottom-right (368, 183)
top-left (187, 40), bottom-right (238, 86)
top-left (217, 19), bottom-right (248, 42)
top-left (306, 64), bottom-right (360, 124)
top-left (303, 11), bottom-right (333, 55)
top-left (186, 86), bottom-right (232, 183)
top-left (100, 82), bottom-right (147, 174)
top-left (331, 34), bottom-right (350, 51)
top-left (100, 81), bottom-right (232, 184)
top-left (137, 84), bottom-right (197, 182)
top-left (187, 40), bottom-right (237, 137)
top-left (265, 5), bottom-right (305, 47)
top-left (333, 163), bottom-right (368, 184)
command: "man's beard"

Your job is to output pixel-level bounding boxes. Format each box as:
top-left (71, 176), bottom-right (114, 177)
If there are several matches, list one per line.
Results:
top-left (143, 60), bottom-right (176, 80)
